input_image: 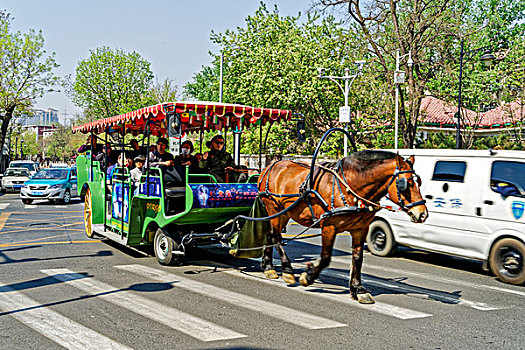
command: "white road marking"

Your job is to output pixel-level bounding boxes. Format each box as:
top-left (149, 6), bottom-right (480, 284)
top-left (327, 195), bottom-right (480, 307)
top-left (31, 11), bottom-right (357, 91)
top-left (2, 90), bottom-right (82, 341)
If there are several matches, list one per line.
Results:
top-left (116, 264), bottom-right (346, 330)
top-left (324, 269), bottom-right (500, 311)
top-left (0, 203), bottom-right (10, 210)
top-left (24, 205), bottom-right (37, 209)
top-left (330, 255), bottom-right (525, 298)
top-left (41, 268), bottom-right (245, 342)
top-left (200, 261), bottom-right (432, 320)
top-left (0, 282), bottom-right (131, 350)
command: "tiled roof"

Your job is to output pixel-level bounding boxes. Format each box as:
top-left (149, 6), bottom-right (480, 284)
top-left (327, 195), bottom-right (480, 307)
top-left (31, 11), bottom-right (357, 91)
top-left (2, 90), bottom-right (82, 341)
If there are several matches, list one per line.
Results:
top-left (420, 96), bottom-right (524, 129)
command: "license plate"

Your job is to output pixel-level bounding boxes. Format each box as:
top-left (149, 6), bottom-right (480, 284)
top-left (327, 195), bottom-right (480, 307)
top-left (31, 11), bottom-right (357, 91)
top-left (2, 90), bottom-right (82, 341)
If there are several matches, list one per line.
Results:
top-left (31, 191), bottom-right (43, 195)
top-left (13, 184), bottom-right (22, 188)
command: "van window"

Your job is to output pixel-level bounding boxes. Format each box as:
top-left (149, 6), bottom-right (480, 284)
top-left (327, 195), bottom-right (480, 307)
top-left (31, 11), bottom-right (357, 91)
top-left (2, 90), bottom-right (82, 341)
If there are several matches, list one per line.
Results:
top-left (491, 161), bottom-right (525, 196)
top-left (431, 161), bottom-right (467, 182)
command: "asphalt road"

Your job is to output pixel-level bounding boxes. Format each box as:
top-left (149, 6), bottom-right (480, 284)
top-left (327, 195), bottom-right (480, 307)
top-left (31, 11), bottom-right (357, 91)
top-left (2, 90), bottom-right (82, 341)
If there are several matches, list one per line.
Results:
top-left (0, 192), bottom-right (524, 350)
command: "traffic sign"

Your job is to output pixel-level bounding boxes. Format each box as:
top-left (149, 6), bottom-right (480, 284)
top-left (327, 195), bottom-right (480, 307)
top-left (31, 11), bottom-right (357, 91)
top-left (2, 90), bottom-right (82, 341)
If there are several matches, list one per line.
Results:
top-left (394, 70), bottom-right (405, 84)
top-left (339, 106), bottom-right (351, 123)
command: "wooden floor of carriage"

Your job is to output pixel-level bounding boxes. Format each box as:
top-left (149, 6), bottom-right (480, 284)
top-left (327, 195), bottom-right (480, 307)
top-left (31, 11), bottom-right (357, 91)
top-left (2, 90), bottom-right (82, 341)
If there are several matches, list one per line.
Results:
top-left (0, 201), bottom-right (524, 349)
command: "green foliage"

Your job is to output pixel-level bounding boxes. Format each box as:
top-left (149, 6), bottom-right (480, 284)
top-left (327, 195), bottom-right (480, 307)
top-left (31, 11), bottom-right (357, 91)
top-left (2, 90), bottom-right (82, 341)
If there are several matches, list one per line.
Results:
top-left (144, 77), bottom-right (179, 105)
top-left (0, 10), bottom-right (59, 166)
top-left (184, 4), bottom-right (367, 154)
top-left (45, 125), bottom-right (84, 162)
top-left (71, 47), bottom-right (154, 119)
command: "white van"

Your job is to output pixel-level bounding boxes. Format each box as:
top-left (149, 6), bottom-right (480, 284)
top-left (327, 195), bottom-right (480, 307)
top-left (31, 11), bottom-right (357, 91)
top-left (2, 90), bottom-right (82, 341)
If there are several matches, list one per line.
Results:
top-left (8, 160), bottom-right (39, 176)
top-left (367, 149), bottom-right (525, 285)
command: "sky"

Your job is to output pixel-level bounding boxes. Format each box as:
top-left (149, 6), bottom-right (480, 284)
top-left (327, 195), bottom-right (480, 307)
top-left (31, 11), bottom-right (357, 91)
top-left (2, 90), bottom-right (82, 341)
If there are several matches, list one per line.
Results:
top-left (2, 0), bottom-right (313, 124)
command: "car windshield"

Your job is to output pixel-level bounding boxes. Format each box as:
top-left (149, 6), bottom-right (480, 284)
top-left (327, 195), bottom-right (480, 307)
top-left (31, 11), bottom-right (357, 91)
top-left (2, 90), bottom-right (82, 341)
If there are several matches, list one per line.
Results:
top-left (33, 169), bottom-right (68, 180)
top-left (4, 169), bottom-right (29, 177)
top-left (11, 163), bottom-right (36, 171)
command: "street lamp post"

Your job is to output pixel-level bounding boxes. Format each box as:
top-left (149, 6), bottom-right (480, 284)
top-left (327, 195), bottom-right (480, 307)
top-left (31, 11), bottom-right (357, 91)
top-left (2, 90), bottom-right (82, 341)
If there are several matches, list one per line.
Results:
top-left (394, 50), bottom-right (413, 150)
top-left (317, 60), bottom-right (365, 157)
top-left (456, 39), bottom-right (495, 149)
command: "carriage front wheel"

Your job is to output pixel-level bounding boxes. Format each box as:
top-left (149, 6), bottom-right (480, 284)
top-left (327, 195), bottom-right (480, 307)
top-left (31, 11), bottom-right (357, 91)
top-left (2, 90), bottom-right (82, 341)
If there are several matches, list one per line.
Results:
top-left (366, 220), bottom-right (396, 257)
top-left (489, 238), bottom-right (525, 285)
top-left (84, 188), bottom-right (95, 238)
top-left (154, 228), bottom-right (181, 266)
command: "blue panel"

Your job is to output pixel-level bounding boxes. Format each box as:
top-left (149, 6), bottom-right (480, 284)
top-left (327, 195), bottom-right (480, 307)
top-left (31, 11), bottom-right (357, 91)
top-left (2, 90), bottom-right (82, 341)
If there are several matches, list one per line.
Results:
top-left (112, 182), bottom-right (130, 223)
top-left (190, 183), bottom-right (258, 208)
top-left (138, 177), bottom-right (162, 197)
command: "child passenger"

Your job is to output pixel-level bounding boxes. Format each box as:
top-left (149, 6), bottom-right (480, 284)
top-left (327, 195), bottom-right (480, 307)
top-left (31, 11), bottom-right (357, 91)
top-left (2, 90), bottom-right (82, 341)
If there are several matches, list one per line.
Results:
top-left (131, 155), bottom-right (145, 194)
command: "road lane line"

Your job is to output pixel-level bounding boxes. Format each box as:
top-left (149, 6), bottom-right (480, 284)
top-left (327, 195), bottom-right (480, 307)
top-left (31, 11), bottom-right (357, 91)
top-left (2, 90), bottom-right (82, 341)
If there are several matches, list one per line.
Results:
top-left (0, 203), bottom-right (10, 210)
top-left (330, 256), bottom-right (525, 297)
top-left (198, 261), bottom-right (431, 320)
top-left (0, 282), bottom-right (131, 350)
top-left (41, 268), bottom-right (245, 342)
top-left (0, 212), bottom-right (10, 231)
top-left (116, 264), bottom-right (346, 330)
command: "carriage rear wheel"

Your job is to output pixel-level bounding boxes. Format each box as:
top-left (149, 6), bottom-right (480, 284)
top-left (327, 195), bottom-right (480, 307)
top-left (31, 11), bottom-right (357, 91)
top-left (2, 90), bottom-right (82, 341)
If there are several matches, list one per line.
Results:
top-left (489, 238), bottom-right (525, 285)
top-left (154, 228), bottom-right (181, 266)
top-left (84, 188), bottom-right (95, 238)
top-left (367, 220), bottom-right (396, 257)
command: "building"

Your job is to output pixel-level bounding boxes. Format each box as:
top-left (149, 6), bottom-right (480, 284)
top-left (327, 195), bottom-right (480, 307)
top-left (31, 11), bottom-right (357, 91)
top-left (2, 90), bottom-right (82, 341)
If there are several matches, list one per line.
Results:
top-left (19, 108), bottom-right (59, 126)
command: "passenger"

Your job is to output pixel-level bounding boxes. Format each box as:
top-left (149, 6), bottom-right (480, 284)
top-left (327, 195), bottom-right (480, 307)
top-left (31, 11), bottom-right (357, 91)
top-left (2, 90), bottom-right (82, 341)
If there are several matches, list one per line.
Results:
top-left (195, 152), bottom-right (203, 162)
top-left (202, 135), bottom-right (234, 183)
top-left (129, 138), bottom-right (147, 159)
top-left (96, 143), bottom-right (119, 169)
top-left (78, 135), bottom-right (103, 155)
top-left (174, 140), bottom-right (200, 173)
top-left (149, 137), bottom-right (174, 167)
top-left (130, 155), bottom-right (145, 195)
top-left (107, 153), bottom-right (130, 179)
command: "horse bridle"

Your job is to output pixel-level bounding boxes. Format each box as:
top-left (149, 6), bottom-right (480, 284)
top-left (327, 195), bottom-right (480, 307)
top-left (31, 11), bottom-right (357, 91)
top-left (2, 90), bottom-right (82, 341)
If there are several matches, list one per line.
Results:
top-left (386, 164), bottom-right (426, 211)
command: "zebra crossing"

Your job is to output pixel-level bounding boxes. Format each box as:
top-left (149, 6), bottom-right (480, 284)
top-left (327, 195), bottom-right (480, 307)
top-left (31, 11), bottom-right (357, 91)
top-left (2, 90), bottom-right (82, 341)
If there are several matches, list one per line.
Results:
top-left (0, 263), bottom-right (505, 348)
top-left (0, 203), bottom-right (10, 210)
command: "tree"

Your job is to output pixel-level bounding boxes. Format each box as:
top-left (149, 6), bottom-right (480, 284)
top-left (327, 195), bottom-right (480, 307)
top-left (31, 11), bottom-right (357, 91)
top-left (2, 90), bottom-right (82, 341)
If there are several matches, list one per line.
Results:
top-left (145, 77), bottom-right (179, 105)
top-left (70, 47), bottom-right (154, 120)
top-left (0, 10), bottom-right (59, 168)
top-left (45, 125), bottom-right (84, 162)
top-left (184, 4), bottom-right (368, 155)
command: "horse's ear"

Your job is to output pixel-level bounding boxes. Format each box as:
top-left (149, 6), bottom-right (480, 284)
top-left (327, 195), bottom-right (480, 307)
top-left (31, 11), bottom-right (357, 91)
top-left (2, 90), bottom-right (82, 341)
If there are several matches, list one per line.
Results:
top-left (408, 155), bottom-right (415, 165)
top-left (396, 152), bottom-right (401, 166)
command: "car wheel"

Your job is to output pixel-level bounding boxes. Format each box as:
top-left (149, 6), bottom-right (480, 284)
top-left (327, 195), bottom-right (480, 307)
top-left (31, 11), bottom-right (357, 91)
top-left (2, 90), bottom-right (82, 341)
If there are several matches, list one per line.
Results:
top-left (22, 198), bottom-right (33, 205)
top-left (154, 228), bottom-right (181, 266)
top-left (62, 189), bottom-right (71, 204)
top-left (84, 188), bottom-right (95, 238)
top-left (367, 220), bottom-right (396, 257)
top-left (489, 238), bottom-right (525, 285)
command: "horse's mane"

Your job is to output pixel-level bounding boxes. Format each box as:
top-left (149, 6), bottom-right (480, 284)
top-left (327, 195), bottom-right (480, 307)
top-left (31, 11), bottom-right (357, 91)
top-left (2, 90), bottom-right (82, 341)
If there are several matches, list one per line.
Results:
top-left (350, 150), bottom-right (396, 161)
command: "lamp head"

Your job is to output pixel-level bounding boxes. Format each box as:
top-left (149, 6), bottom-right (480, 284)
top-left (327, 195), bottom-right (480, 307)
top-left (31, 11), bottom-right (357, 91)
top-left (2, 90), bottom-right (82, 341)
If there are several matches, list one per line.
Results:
top-left (480, 50), bottom-right (495, 66)
top-left (317, 67), bottom-right (325, 76)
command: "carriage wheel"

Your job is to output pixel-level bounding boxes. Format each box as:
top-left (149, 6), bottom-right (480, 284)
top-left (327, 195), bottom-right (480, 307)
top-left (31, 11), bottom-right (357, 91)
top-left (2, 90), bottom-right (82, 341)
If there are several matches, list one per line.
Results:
top-left (84, 188), bottom-right (95, 238)
top-left (366, 220), bottom-right (396, 257)
top-left (489, 238), bottom-right (525, 285)
top-left (154, 228), bottom-right (181, 266)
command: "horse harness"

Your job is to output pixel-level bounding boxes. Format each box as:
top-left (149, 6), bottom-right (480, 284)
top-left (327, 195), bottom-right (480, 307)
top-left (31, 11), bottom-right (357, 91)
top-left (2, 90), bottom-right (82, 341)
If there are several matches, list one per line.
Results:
top-left (259, 157), bottom-right (425, 223)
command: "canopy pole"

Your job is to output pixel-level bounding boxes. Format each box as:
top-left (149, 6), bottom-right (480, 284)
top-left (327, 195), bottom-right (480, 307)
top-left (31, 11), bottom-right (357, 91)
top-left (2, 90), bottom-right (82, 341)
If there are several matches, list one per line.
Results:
top-left (258, 122), bottom-right (263, 172)
top-left (89, 130), bottom-right (94, 182)
top-left (199, 124), bottom-right (203, 153)
top-left (120, 123), bottom-right (125, 236)
top-left (146, 118), bottom-right (150, 197)
top-left (104, 129), bottom-right (108, 229)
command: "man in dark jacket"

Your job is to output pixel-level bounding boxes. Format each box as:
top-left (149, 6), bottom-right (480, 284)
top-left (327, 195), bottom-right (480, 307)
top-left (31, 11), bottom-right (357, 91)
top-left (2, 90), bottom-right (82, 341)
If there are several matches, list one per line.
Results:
top-left (202, 135), bottom-right (234, 183)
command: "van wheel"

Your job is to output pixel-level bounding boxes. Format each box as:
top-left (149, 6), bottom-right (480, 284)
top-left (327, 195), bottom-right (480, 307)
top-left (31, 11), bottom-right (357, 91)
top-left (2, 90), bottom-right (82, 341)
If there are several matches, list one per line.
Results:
top-left (489, 238), bottom-right (525, 285)
top-left (367, 220), bottom-right (396, 257)
top-left (154, 228), bottom-right (181, 266)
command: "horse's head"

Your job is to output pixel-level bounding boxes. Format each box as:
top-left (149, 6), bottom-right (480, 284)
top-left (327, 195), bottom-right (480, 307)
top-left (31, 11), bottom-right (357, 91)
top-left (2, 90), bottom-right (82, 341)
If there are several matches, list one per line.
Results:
top-left (386, 155), bottom-right (428, 223)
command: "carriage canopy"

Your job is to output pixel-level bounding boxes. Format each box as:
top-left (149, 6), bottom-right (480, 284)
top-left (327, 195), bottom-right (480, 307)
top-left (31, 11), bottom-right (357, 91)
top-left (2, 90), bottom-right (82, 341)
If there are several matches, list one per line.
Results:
top-left (72, 101), bottom-right (292, 136)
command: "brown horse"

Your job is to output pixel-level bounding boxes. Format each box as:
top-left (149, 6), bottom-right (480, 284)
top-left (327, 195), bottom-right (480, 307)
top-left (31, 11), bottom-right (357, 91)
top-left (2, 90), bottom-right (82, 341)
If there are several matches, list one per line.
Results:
top-left (257, 150), bottom-right (428, 304)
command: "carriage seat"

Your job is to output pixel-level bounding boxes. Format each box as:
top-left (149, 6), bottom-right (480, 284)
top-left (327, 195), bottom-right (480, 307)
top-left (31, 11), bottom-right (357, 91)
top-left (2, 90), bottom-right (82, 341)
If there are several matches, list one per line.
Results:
top-left (165, 187), bottom-right (186, 198)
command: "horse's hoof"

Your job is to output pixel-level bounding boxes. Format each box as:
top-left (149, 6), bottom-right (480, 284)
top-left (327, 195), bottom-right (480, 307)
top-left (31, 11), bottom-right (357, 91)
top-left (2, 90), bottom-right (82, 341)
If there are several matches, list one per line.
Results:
top-left (299, 272), bottom-right (309, 286)
top-left (264, 269), bottom-right (278, 279)
top-left (281, 273), bottom-right (296, 284)
top-left (356, 293), bottom-right (375, 304)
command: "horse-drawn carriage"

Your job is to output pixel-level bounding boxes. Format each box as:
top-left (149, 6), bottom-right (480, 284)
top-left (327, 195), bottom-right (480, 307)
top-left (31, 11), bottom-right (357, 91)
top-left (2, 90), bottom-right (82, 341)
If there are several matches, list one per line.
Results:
top-left (74, 102), bottom-right (428, 303)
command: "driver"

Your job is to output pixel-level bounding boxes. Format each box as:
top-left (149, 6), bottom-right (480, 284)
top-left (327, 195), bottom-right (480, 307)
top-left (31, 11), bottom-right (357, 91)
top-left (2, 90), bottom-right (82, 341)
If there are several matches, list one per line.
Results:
top-left (202, 135), bottom-right (234, 183)
top-left (148, 137), bottom-right (174, 167)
